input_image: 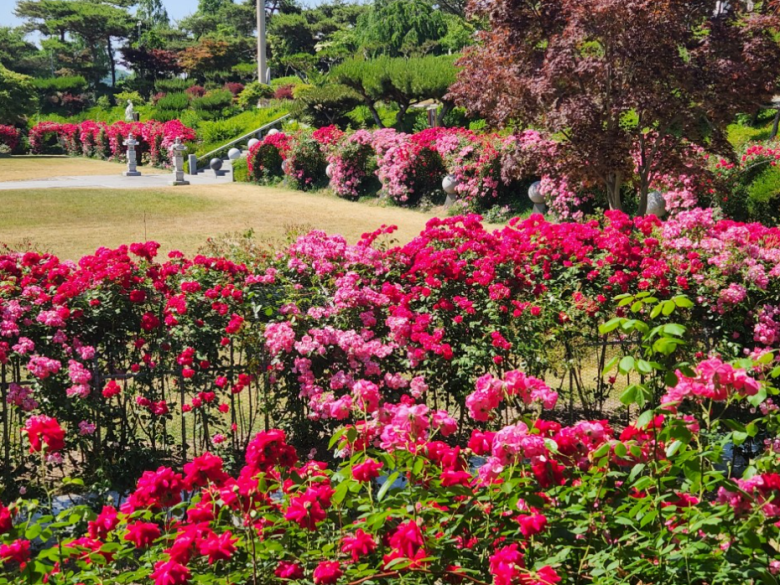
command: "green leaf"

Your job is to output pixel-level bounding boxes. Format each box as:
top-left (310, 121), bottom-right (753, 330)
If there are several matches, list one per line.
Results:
top-left (620, 385), bottom-right (638, 406)
top-left (665, 440), bottom-right (683, 458)
top-left (599, 318), bottom-right (622, 334)
top-left (636, 359), bottom-right (653, 375)
top-left (672, 296), bottom-right (694, 308)
top-left (602, 356), bottom-right (620, 375)
top-left (662, 324), bottom-right (686, 337)
top-left (635, 410), bottom-right (654, 429)
top-left (650, 303), bottom-right (663, 319)
top-left (628, 463), bottom-right (646, 483)
top-left (618, 356), bottom-right (635, 374)
top-left (613, 443), bottom-right (627, 458)
top-left (332, 479), bottom-right (351, 505)
top-left (662, 300), bottom-right (676, 316)
top-left (377, 472), bottom-right (398, 502)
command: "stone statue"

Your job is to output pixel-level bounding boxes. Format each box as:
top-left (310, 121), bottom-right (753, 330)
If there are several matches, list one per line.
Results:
top-left (169, 137), bottom-right (190, 186)
top-left (122, 133), bottom-right (141, 177)
top-left (125, 100), bottom-right (135, 122)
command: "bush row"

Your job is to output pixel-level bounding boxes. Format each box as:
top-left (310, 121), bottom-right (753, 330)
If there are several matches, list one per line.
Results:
top-left (26, 120), bottom-right (197, 167)
top-left (245, 125), bottom-right (780, 222)
top-left (246, 126), bottom-right (531, 212)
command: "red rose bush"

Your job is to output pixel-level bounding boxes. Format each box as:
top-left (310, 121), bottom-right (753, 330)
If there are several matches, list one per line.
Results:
top-left (1, 213), bottom-right (780, 584)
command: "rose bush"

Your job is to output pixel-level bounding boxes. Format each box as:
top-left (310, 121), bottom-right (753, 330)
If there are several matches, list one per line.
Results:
top-left (284, 132), bottom-right (328, 191)
top-left (0, 333), bottom-right (778, 585)
top-left (327, 130), bottom-right (378, 200)
top-left (247, 132), bottom-right (291, 184)
top-left (27, 120), bottom-right (196, 165)
top-left (0, 125), bottom-right (20, 153)
top-left (3, 211), bottom-right (780, 495)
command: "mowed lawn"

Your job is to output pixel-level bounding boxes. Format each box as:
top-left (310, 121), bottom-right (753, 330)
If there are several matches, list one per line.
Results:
top-left (0, 158), bottom-right (445, 260)
top-left (0, 155), bottom-right (164, 182)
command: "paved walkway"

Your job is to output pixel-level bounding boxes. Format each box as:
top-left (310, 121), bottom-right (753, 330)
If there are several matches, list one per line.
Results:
top-left (0, 166), bottom-right (234, 191)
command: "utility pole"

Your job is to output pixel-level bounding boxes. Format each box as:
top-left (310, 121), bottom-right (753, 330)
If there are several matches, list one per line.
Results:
top-left (257, 0), bottom-right (267, 84)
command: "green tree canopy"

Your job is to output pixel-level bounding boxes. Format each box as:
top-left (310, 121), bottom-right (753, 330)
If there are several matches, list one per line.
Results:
top-left (15, 0), bottom-right (133, 87)
top-left (0, 26), bottom-right (45, 77)
top-left (0, 63), bottom-right (37, 124)
top-left (332, 54), bottom-right (457, 126)
top-left (355, 0), bottom-right (448, 57)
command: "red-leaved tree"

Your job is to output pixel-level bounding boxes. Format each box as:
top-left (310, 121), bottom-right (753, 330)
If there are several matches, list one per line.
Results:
top-left (450, 0), bottom-right (780, 214)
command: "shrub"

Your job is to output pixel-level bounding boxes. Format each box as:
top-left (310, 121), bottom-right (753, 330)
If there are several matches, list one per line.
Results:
top-left (273, 84), bottom-right (295, 100)
top-left (192, 89), bottom-right (235, 119)
top-left (2, 214), bottom-right (780, 585)
top-left (198, 118), bottom-right (246, 146)
top-left (0, 125), bottom-right (21, 152)
top-left (114, 90), bottom-right (144, 105)
top-left (284, 132), bottom-right (328, 191)
top-left (154, 92), bottom-right (190, 111)
top-left (247, 132), bottom-right (291, 183)
top-left (232, 156), bottom-right (248, 182)
top-left (31, 76), bottom-right (88, 94)
top-left (375, 129), bottom-right (446, 206)
top-left (185, 85), bottom-right (207, 97)
top-left (223, 82), bottom-right (245, 97)
top-left (290, 84), bottom-right (362, 128)
top-left (747, 164), bottom-right (780, 223)
top-left (151, 91), bottom-right (167, 105)
top-left (327, 129), bottom-right (379, 199)
top-left (237, 82), bottom-right (275, 110)
top-left (712, 143), bottom-right (780, 224)
top-left (0, 64), bottom-right (36, 124)
top-left (271, 75), bottom-right (304, 89)
top-left (155, 78), bottom-right (190, 93)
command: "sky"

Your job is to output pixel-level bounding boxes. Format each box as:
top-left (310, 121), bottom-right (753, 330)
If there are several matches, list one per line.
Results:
top-left (1, 0), bottom-right (326, 26)
top-left (1, 0), bottom-right (201, 28)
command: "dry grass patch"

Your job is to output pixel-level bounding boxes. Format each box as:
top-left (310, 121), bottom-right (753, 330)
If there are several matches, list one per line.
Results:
top-left (0, 155), bottom-right (164, 182)
top-left (0, 182), bottom-right (449, 260)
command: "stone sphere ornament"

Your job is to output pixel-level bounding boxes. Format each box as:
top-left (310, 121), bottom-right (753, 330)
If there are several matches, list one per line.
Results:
top-left (248, 138), bottom-right (260, 149)
top-left (528, 181), bottom-right (545, 204)
top-left (228, 148), bottom-right (241, 161)
top-left (442, 174), bottom-right (458, 195)
top-left (326, 163), bottom-right (334, 179)
top-left (209, 158), bottom-right (223, 172)
top-left (646, 191), bottom-right (667, 218)
top-left (281, 159), bottom-right (288, 173)
top-left (267, 128), bottom-right (280, 136)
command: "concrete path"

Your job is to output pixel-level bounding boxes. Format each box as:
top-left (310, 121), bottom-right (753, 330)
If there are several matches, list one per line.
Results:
top-left (0, 165), bottom-right (234, 191)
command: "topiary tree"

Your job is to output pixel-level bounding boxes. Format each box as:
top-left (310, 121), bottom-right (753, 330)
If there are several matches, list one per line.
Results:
top-left (0, 64), bottom-right (36, 125)
top-left (290, 84), bottom-right (362, 128)
top-left (450, 0), bottom-right (780, 215)
top-left (237, 81), bottom-right (275, 110)
top-left (332, 55), bottom-right (457, 128)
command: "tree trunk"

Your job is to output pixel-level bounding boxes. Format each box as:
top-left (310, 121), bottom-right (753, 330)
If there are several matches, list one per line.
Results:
top-left (395, 103), bottom-right (409, 128)
top-left (637, 180), bottom-right (649, 216)
top-left (436, 101), bottom-right (453, 127)
top-left (771, 109), bottom-right (780, 141)
top-left (107, 37), bottom-right (116, 88)
top-left (604, 172), bottom-right (623, 211)
top-left (367, 101), bottom-right (384, 128)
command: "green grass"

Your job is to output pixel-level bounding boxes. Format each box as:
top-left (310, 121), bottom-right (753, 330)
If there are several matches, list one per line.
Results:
top-left (0, 189), bottom-right (215, 231)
